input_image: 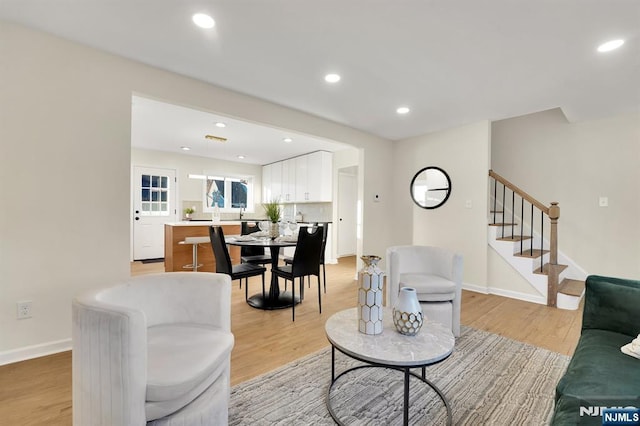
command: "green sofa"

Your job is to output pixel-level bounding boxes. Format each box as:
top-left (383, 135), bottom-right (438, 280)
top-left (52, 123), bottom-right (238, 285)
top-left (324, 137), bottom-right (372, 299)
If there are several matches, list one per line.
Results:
top-left (552, 275), bottom-right (640, 425)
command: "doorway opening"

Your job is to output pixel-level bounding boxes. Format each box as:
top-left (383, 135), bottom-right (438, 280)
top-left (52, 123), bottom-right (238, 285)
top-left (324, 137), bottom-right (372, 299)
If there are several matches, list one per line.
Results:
top-left (337, 166), bottom-right (358, 258)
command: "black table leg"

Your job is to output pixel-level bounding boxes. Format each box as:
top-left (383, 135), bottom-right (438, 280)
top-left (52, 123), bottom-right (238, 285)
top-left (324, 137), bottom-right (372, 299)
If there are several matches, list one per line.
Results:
top-left (331, 345), bottom-right (336, 381)
top-left (246, 245), bottom-right (301, 309)
top-left (267, 245), bottom-right (281, 303)
top-left (404, 368), bottom-right (410, 425)
top-left (326, 356), bottom-right (452, 425)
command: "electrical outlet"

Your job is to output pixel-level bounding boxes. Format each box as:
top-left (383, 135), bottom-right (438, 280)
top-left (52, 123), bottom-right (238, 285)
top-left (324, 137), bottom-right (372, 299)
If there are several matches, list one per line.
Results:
top-left (17, 301), bottom-right (32, 319)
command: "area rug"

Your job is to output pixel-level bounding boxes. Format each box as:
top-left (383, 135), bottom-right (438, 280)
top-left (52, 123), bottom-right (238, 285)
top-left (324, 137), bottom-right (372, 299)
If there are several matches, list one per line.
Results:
top-left (229, 326), bottom-right (570, 425)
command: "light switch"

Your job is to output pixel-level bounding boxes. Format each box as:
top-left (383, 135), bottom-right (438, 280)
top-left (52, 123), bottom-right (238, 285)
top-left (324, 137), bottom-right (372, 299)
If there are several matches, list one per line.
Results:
top-left (465, 200), bottom-right (472, 209)
top-left (599, 197), bottom-right (608, 207)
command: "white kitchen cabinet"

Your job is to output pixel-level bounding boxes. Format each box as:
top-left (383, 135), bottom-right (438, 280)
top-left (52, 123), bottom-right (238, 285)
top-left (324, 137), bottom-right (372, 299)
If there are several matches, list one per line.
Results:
top-left (281, 158), bottom-right (296, 203)
top-left (262, 162), bottom-right (282, 203)
top-left (294, 155), bottom-right (309, 202)
top-left (270, 161), bottom-right (283, 202)
top-left (263, 151), bottom-right (332, 203)
top-left (262, 163), bottom-right (272, 203)
top-left (308, 151), bottom-right (333, 202)
top-left (296, 151), bottom-right (332, 202)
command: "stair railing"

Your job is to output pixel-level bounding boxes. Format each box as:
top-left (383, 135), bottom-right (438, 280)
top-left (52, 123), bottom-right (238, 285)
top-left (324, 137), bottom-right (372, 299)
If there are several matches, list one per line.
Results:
top-left (489, 170), bottom-right (561, 307)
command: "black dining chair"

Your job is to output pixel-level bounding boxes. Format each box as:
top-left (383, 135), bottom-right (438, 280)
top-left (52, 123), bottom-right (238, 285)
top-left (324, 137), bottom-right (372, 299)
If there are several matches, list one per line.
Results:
top-left (209, 226), bottom-right (266, 301)
top-left (284, 222), bottom-right (328, 293)
top-left (272, 226), bottom-right (323, 321)
top-left (240, 222), bottom-right (271, 266)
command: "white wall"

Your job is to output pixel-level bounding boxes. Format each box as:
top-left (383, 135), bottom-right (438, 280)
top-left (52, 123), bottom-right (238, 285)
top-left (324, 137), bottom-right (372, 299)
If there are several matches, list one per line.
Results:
top-left (492, 108), bottom-right (640, 279)
top-left (392, 121), bottom-right (491, 288)
top-left (0, 22), bottom-right (393, 361)
top-left (131, 148), bottom-right (263, 217)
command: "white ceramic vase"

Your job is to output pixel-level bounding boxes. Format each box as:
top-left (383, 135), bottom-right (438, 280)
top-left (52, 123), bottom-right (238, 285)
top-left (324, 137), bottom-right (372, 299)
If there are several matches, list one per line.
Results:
top-left (392, 287), bottom-right (424, 336)
top-left (357, 255), bottom-right (384, 335)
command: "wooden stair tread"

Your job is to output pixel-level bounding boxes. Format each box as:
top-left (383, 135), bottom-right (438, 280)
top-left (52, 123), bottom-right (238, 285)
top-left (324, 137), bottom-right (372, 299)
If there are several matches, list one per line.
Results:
top-left (533, 263), bottom-right (568, 275)
top-left (489, 222), bottom-right (517, 226)
top-left (497, 236), bottom-right (531, 242)
top-left (559, 279), bottom-right (585, 297)
top-left (514, 249), bottom-right (549, 259)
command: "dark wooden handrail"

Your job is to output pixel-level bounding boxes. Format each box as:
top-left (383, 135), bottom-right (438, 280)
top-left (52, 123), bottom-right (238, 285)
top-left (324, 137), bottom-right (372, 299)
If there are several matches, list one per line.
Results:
top-left (489, 170), bottom-right (549, 214)
top-left (489, 170), bottom-right (561, 307)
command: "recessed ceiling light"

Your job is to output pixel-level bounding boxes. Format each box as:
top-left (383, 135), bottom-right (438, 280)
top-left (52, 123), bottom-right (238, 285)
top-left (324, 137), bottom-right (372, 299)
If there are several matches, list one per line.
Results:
top-left (215, 122), bottom-right (226, 128)
top-left (181, 146), bottom-right (191, 151)
top-left (192, 13), bottom-right (215, 29)
top-left (283, 137), bottom-right (293, 143)
top-left (597, 39), bottom-right (624, 52)
top-left (396, 106), bottom-right (410, 114)
top-left (237, 155), bottom-right (245, 160)
top-left (324, 73), bottom-right (341, 83)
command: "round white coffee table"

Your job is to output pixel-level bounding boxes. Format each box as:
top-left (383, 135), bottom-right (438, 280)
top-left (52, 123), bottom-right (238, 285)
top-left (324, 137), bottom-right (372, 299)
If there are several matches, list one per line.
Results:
top-left (325, 307), bottom-right (455, 425)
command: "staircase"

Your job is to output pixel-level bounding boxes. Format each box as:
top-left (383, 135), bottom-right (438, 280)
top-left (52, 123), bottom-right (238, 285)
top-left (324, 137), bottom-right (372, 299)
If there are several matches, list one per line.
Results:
top-left (488, 170), bottom-right (585, 310)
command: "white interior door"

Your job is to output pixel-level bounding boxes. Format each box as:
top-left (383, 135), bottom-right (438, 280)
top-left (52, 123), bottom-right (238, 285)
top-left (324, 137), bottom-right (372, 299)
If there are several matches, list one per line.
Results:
top-left (337, 170), bottom-right (357, 257)
top-left (133, 166), bottom-right (176, 260)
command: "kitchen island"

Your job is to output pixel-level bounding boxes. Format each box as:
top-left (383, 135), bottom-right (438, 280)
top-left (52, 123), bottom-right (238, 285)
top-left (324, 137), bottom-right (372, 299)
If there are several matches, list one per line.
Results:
top-left (164, 221), bottom-right (242, 272)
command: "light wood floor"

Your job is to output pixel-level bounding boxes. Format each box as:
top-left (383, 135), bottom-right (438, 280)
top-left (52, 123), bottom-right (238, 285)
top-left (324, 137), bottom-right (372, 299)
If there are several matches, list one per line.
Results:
top-left (0, 256), bottom-right (582, 426)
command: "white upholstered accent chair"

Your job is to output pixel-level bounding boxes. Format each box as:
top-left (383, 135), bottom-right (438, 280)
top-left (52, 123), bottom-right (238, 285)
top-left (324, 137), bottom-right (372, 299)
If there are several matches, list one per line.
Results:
top-left (386, 246), bottom-right (463, 337)
top-left (72, 272), bottom-right (234, 426)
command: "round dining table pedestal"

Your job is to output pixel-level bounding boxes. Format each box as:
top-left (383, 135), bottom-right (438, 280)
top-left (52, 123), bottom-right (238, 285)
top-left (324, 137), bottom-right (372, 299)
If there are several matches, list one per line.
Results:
top-left (225, 237), bottom-right (299, 310)
top-left (247, 291), bottom-right (301, 310)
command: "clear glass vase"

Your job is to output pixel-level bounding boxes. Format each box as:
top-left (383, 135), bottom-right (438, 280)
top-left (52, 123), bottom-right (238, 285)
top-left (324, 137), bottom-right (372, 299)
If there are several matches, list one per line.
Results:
top-left (269, 222), bottom-right (279, 239)
top-left (212, 202), bottom-right (221, 224)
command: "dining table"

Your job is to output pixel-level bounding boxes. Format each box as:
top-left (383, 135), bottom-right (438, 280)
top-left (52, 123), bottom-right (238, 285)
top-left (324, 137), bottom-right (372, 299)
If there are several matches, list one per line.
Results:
top-left (225, 235), bottom-right (299, 310)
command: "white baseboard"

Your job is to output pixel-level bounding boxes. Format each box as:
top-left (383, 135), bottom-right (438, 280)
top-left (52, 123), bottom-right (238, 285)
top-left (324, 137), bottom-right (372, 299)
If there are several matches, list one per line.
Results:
top-left (462, 283), bottom-right (489, 294)
top-left (487, 287), bottom-right (547, 305)
top-left (0, 338), bottom-right (71, 366)
top-left (463, 283), bottom-right (547, 305)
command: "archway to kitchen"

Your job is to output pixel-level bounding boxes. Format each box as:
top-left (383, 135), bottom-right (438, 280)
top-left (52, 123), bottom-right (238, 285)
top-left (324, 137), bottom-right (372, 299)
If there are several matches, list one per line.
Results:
top-left (129, 94), bottom-right (361, 269)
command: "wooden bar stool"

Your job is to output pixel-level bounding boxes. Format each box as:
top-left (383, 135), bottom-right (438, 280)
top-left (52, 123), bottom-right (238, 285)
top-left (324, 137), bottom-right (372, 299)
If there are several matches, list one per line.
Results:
top-left (178, 236), bottom-right (210, 271)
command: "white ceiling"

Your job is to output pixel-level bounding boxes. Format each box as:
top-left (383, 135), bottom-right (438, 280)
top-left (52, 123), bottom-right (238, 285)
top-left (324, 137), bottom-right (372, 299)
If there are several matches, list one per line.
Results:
top-left (2, 0), bottom-right (639, 161)
top-left (131, 96), bottom-right (351, 165)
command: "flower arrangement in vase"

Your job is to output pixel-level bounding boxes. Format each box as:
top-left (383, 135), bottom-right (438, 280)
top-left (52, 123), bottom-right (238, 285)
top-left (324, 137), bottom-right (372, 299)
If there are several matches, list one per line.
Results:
top-left (262, 199), bottom-right (281, 239)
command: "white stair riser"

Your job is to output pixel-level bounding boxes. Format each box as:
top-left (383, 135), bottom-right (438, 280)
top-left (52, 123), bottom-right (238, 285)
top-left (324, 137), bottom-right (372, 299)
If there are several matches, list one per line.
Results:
top-left (488, 223), bottom-right (585, 310)
top-left (488, 233), bottom-right (547, 296)
top-left (557, 292), bottom-right (583, 310)
top-left (489, 196), bottom-right (586, 310)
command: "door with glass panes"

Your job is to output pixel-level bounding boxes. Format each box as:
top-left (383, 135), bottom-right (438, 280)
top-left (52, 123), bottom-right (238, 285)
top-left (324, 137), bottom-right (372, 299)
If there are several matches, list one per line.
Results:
top-left (133, 166), bottom-right (176, 260)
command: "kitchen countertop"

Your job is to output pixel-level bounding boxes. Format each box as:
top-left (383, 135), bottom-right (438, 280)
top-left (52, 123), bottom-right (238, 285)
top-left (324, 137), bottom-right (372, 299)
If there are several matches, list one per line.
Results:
top-left (167, 221), bottom-right (243, 226)
top-left (167, 219), bottom-right (332, 226)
